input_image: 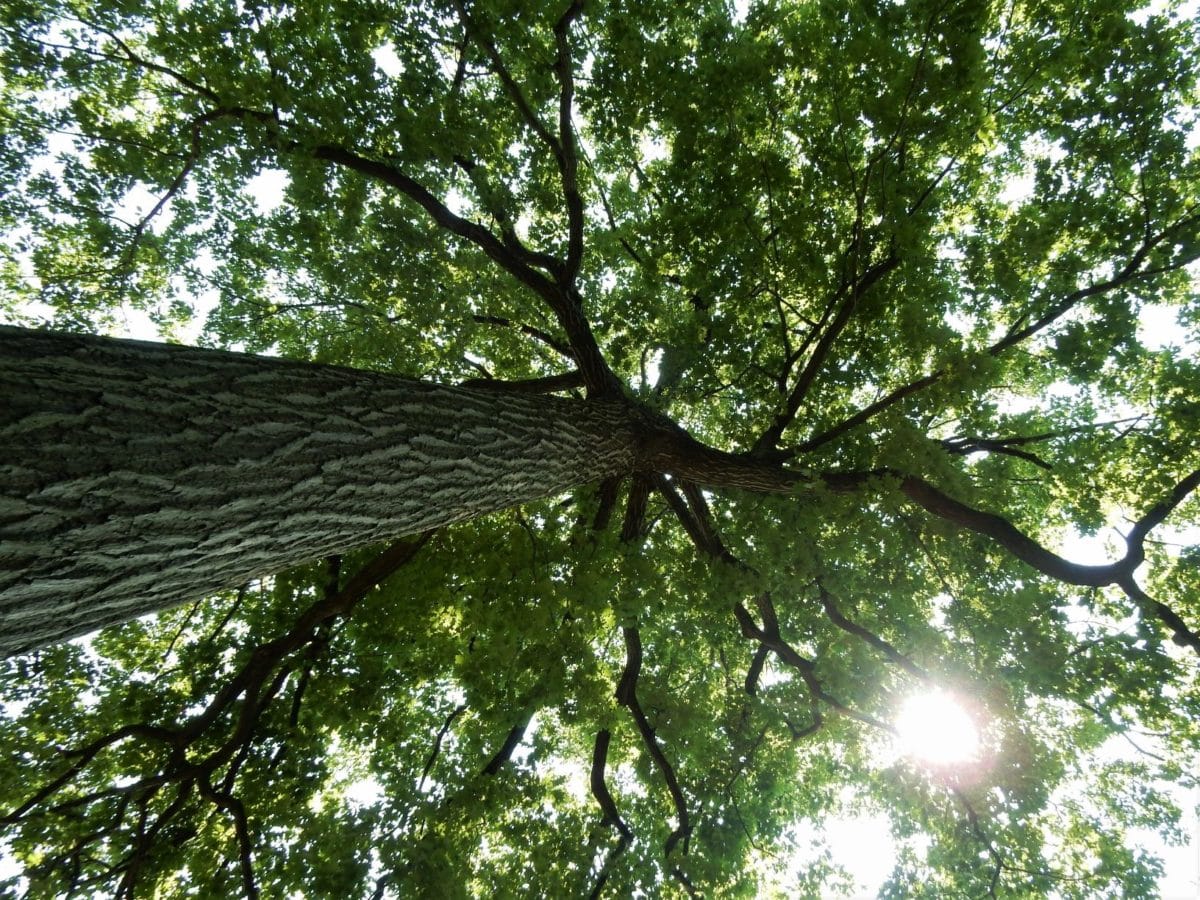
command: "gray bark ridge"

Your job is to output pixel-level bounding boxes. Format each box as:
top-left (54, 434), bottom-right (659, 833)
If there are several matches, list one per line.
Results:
top-left (0, 326), bottom-right (639, 656)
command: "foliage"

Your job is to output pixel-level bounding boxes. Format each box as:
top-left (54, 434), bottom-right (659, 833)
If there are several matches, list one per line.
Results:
top-left (1, 0), bottom-right (1199, 896)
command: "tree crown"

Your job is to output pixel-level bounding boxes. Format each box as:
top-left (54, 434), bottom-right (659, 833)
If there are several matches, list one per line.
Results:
top-left (1, 0), bottom-right (1199, 896)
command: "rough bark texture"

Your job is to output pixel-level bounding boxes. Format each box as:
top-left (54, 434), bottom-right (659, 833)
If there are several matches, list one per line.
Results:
top-left (0, 326), bottom-right (641, 656)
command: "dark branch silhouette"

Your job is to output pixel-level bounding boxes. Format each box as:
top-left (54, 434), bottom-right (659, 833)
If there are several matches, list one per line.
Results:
top-left (587, 728), bottom-right (633, 900)
top-left (3, 534), bottom-right (433, 895)
top-left (615, 626), bottom-right (692, 859)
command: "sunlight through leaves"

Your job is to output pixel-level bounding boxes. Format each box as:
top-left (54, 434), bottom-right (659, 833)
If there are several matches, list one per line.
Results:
top-left (895, 690), bottom-right (980, 766)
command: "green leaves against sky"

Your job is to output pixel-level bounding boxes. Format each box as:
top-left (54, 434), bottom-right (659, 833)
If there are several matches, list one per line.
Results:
top-left (1, 0), bottom-right (1199, 896)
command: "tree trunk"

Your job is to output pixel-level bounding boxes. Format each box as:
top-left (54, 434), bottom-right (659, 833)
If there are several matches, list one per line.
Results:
top-left (0, 326), bottom-right (641, 656)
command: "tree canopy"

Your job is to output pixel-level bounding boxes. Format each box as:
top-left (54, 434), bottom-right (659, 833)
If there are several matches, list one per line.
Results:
top-left (1, 0), bottom-right (1199, 896)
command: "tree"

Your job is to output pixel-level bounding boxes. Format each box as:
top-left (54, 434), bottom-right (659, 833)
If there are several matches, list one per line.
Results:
top-left (0, 0), bottom-right (1198, 896)
top-left (0, 326), bottom-right (648, 655)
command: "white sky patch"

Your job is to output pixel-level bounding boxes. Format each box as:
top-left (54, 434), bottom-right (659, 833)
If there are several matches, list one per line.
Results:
top-left (756, 660), bottom-right (793, 689)
top-left (998, 170), bottom-right (1035, 206)
top-left (998, 136), bottom-right (1067, 206)
top-left (510, 712), bottom-right (538, 765)
top-left (1060, 526), bottom-right (1122, 564)
top-left (943, 308), bottom-right (973, 337)
top-left (1138, 302), bottom-right (1192, 354)
top-left (173, 288), bottom-right (220, 344)
top-left (894, 690), bottom-right (980, 767)
top-left (1024, 516), bottom-right (1198, 649)
top-left (245, 167), bottom-right (289, 215)
top-left (537, 749), bottom-right (591, 805)
top-left (641, 346), bottom-right (663, 390)
top-left (1153, 520), bottom-right (1200, 551)
top-left (344, 774), bottom-right (385, 810)
top-left (789, 806), bottom-right (897, 897)
top-left (445, 187), bottom-right (471, 218)
top-left (44, 123), bottom-right (76, 159)
top-left (0, 840), bottom-right (24, 893)
top-left (1039, 713), bottom-right (1200, 899)
top-left (827, 814), bottom-right (895, 896)
top-left (1129, 0), bottom-right (1200, 26)
top-left (112, 305), bottom-right (160, 342)
top-left (163, 249), bottom-right (221, 343)
top-left (113, 182), bottom-right (173, 231)
top-left (372, 42), bottom-right (404, 78)
top-left (638, 132), bottom-right (670, 165)
top-left (1057, 510), bottom-right (1199, 568)
top-left (928, 592), bottom-right (952, 629)
top-left (434, 42), bottom-right (460, 81)
top-left (514, 212), bottom-right (532, 241)
top-left (1140, 783), bottom-right (1200, 900)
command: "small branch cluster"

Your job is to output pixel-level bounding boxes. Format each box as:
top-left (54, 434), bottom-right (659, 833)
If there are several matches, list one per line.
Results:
top-left (3, 535), bottom-right (431, 898)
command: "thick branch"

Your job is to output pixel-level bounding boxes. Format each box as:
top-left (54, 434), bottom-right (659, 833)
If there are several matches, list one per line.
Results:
top-left (452, 154), bottom-right (564, 274)
top-left (1119, 576), bottom-right (1200, 654)
top-left (893, 471), bottom-right (1200, 589)
top-left (586, 730), bottom-right (632, 900)
top-left (754, 253), bottom-right (900, 453)
top-left (654, 476), bottom-right (728, 560)
top-left (620, 475), bottom-right (653, 543)
top-left (822, 468), bottom-right (1200, 654)
top-left (198, 778), bottom-right (258, 900)
top-left (817, 584), bottom-right (927, 679)
top-left (590, 729), bottom-right (632, 837)
top-left (311, 144), bottom-right (556, 294)
top-left (482, 720), bottom-right (529, 776)
top-left (460, 371), bottom-right (585, 393)
top-left (455, 1), bottom-right (559, 155)
top-left (453, 0), bottom-right (586, 283)
top-left (472, 313), bottom-right (576, 361)
top-left (615, 626), bottom-right (692, 858)
top-left (553, 1), bottom-right (586, 281)
top-left (735, 596), bottom-right (893, 732)
top-left (306, 142), bottom-right (619, 395)
top-left (420, 704), bottom-right (468, 793)
top-left (939, 436), bottom-right (1053, 470)
top-left (592, 476), bottom-right (623, 532)
top-left (744, 645), bottom-right (770, 696)
top-left (796, 213), bottom-right (1200, 453)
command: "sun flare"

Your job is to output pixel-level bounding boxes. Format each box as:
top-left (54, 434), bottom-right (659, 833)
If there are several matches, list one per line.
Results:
top-left (895, 690), bottom-right (979, 766)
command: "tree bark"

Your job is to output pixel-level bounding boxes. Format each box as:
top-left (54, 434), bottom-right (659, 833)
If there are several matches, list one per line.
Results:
top-left (0, 326), bottom-right (641, 656)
